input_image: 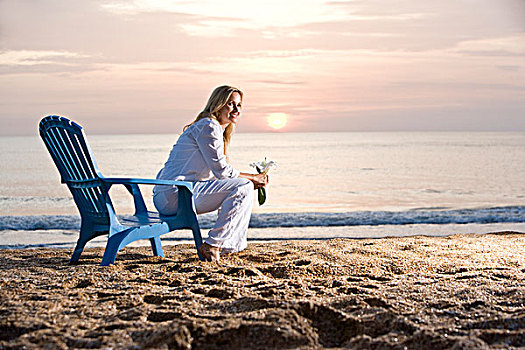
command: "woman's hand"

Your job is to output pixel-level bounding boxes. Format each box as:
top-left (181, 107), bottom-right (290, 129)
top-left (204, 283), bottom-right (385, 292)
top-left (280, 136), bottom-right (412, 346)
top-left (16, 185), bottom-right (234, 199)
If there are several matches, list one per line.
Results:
top-left (240, 172), bottom-right (269, 189)
top-left (252, 173), bottom-right (269, 189)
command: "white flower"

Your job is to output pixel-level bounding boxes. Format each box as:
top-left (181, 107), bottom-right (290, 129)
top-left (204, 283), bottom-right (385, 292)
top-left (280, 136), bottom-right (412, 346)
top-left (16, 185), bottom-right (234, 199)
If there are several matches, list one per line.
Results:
top-left (250, 158), bottom-right (277, 174)
top-left (249, 157), bottom-right (277, 205)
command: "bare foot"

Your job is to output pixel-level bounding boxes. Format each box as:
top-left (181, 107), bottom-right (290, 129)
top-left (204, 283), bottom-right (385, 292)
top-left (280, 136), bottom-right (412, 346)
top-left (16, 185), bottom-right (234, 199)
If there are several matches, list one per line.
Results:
top-left (198, 243), bottom-right (220, 262)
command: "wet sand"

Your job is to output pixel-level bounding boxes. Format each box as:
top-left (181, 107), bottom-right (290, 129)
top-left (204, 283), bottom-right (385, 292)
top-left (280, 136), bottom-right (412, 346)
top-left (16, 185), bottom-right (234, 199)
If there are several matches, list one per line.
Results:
top-left (1, 232), bottom-right (524, 349)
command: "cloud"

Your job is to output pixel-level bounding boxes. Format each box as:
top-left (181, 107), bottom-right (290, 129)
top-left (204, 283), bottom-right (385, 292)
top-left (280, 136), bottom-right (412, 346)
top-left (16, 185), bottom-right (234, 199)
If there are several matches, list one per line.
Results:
top-left (100, 0), bottom-right (348, 28)
top-left (294, 0), bottom-right (525, 51)
top-left (283, 102), bottom-right (525, 132)
top-left (497, 65), bottom-right (521, 71)
top-left (391, 81), bottom-right (525, 92)
top-left (0, 50), bottom-right (89, 65)
top-left (253, 80), bottom-right (305, 86)
top-left (0, 50), bottom-right (103, 75)
top-left (0, 0), bottom-right (208, 63)
top-left (453, 35), bottom-right (525, 57)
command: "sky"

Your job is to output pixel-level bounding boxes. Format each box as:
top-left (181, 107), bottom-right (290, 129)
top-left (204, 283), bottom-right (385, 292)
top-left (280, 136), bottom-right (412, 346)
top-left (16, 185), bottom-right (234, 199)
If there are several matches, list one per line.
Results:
top-left (1, 0), bottom-right (524, 135)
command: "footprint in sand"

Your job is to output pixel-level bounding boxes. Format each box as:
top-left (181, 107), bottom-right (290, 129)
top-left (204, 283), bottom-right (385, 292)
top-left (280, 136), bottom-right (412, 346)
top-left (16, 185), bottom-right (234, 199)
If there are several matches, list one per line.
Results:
top-left (364, 297), bottom-right (391, 308)
top-left (225, 266), bottom-right (263, 277)
top-left (169, 279), bottom-right (183, 287)
top-left (206, 288), bottom-right (234, 299)
top-left (147, 311), bottom-right (183, 322)
top-left (117, 307), bottom-right (144, 321)
top-left (125, 264), bottom-right (141, 271)
top-left (74, 279), bottom-right (94, 288)
top-left (455, 274), bottom-right (480, 280)
top-left (294, 259), bottom-right (311, 266)
top-left (143, 295), bottom-right (164, 305)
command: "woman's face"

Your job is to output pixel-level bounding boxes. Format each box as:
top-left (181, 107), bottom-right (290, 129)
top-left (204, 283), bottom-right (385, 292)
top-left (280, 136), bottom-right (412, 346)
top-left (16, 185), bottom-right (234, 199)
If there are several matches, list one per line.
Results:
top-left (217, 92), bottom-right (242, 127)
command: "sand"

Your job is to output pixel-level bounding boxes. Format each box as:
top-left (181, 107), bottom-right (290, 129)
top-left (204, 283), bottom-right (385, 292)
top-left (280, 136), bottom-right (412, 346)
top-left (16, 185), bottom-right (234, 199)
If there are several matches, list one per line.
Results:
top-left (1, 232), bottom-right (524, 349)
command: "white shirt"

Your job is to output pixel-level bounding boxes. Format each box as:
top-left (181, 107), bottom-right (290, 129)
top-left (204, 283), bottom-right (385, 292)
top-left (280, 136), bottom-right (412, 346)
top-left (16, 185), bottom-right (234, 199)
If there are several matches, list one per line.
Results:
top-left (153, 118), bottom-right (240, 194)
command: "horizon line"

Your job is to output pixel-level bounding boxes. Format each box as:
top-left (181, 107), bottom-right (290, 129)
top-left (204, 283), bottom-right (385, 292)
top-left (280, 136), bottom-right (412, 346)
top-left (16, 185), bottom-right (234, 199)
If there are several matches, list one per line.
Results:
top-left (2, 129), bottom-right (525, 137)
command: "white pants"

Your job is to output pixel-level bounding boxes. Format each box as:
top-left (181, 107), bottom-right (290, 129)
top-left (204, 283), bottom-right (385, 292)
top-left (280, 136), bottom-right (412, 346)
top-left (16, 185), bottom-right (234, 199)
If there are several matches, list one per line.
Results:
top-left (153, 178), bottom-right (254, 252)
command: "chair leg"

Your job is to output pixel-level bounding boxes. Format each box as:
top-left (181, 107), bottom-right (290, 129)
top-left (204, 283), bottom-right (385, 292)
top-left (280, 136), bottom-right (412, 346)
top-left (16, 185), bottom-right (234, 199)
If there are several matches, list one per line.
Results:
top-left (70, 237), bottom-right (89, 264)
top-left (70, 223), bottom-right (98, 264)
top-left (100, 230), bottom-right (129, 266)
top-left (150, 236), bottom-right (164, 257)
top-left (191, 226), bottom-right (205, 261)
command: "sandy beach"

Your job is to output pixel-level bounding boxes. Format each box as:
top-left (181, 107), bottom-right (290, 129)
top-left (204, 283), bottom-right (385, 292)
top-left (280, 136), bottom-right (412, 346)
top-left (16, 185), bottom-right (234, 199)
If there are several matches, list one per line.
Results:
top-left (1, 232), bottom-right (524, 349)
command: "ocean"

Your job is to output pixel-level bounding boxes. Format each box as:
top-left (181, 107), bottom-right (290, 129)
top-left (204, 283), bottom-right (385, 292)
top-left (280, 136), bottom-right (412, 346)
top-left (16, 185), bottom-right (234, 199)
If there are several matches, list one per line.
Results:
top-left (1, 132), bottom-right (524, 249)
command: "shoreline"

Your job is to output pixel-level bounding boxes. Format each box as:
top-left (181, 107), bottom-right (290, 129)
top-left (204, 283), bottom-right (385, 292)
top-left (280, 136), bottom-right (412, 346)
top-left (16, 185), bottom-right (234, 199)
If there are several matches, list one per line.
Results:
top-left (1, 222), bottom-right (524, 250)
top-left (1, 232), bottom-right (524, 349)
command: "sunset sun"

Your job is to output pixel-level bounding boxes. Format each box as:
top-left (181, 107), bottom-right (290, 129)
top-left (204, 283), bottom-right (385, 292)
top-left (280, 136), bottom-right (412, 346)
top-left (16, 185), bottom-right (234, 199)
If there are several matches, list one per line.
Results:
top-left (266, 113), bottom-right (288, 130)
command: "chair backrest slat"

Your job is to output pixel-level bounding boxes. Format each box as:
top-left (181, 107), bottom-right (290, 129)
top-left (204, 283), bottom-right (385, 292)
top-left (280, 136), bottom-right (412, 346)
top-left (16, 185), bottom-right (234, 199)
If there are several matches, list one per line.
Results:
top-left (48, 128), bottom-right (81, 181)
top-left (58, 128), bottom-right (90, 181)
top-left (93, 187), bottom-right (108, 213)
top-left (72, 133), bottom-right (99, 180)
top-left (39, 116), bottom-right (111, 218)
top-left (64, 129), bottom-right (97, 181)
top-left (81, 187), bottom-right (101, 213)
top-left (43, 130), bottom-right (74, 181)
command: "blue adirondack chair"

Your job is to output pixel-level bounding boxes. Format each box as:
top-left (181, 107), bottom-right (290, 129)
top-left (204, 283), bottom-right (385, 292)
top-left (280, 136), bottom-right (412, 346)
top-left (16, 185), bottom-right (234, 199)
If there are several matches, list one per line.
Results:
top-left (39, 115), bottom-right (203, 265)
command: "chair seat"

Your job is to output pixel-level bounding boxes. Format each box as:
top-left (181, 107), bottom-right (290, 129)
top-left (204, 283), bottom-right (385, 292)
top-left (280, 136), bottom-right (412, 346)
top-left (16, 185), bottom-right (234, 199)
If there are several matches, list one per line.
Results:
top-left (120, 211), bottom-right (165, 226)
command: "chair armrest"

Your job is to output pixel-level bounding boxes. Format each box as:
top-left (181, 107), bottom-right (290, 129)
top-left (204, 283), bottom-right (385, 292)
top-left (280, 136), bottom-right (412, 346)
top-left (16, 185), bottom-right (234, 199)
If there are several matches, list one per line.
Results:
top-left (100, 177), bottom-right (194, 191)
top-left (100, 177), bottom-right (194, 216)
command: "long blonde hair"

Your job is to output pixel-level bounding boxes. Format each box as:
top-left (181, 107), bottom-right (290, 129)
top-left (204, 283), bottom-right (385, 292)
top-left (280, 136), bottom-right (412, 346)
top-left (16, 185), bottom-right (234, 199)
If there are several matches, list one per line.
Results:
top-left (184, 85), bottom-right (243, 156)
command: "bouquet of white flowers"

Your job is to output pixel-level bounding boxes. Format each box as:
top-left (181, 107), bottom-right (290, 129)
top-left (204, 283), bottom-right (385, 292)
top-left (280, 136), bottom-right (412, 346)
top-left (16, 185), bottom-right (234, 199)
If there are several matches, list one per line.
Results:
top-left (250, 157), bottom-right (277, 205)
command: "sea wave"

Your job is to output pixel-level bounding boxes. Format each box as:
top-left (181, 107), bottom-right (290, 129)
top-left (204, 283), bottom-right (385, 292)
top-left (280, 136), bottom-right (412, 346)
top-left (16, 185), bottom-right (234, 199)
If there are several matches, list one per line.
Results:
top-left (1, 206), bottom-right (524, 231)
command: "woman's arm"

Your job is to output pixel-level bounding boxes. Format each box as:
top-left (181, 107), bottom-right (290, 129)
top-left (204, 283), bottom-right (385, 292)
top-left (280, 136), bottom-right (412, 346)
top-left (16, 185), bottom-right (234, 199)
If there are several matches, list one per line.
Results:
top-left (193, 119), bottom-right (268, 188)
top-left (239, 172), bottom-right (268, 189)
top-left (194, 120), bottom-right (240, 179)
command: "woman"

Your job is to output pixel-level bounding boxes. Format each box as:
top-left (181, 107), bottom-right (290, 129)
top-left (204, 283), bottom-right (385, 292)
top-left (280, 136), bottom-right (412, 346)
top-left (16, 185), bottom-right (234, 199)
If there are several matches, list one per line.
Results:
top-left (153, 85), bottom-right (268, 262)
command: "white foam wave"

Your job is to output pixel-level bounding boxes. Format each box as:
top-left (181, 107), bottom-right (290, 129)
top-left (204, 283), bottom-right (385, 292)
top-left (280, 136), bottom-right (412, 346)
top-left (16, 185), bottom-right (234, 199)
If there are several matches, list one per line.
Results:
top-left (1, 206), bottom-right (524, 231)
